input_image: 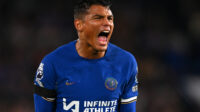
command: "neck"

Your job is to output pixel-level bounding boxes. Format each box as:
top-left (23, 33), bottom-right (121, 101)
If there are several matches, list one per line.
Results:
top-left (75, 40), bottom-right (106, 59)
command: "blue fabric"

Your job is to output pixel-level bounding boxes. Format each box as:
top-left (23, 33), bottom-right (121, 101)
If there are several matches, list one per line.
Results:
top-left (34, 40), bottom-right (138, 112)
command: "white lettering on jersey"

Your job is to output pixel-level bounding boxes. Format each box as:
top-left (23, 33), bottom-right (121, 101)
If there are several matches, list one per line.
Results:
top-left (132, 85), bottom-right (138, 92)
top-left (63, 99), bottom-right (117, 112)
top-left (83, 100), bottom-right (117, 112)
top-left (135, 67), bottom-right (138, 83)
top-left (63, 98), bottom-right (80, 112)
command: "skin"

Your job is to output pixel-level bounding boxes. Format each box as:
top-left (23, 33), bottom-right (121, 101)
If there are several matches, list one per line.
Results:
top-left (74, 5), bottom-right (114, 59)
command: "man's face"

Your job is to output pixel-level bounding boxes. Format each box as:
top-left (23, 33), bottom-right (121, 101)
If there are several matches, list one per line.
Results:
top-left (78, 5), bottom-right (114, 52)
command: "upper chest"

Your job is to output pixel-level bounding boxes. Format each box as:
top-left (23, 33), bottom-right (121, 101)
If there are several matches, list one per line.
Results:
top-left (54, 59), bottom-right (128, 98)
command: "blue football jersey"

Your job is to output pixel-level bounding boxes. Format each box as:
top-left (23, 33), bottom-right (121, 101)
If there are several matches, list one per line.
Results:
top-left (34, 40), bottom-right (138, 112)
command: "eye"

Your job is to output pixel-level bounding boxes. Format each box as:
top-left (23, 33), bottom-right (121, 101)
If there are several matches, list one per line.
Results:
top-left (94, 15), bottom-right (103, 19)
top-left (108, 16), bottom-right (113, 21)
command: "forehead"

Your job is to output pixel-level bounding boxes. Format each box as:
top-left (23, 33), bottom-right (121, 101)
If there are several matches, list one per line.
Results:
top-left (87, 5), bottom-right (113, 16)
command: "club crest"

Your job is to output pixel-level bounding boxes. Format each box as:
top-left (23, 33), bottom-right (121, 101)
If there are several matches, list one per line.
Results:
top-left (105, 77), bottom-right (118, 91)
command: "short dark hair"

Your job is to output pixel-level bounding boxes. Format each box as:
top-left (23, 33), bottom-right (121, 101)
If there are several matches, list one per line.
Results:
top-left (74, 0), bottom-right (112, 19)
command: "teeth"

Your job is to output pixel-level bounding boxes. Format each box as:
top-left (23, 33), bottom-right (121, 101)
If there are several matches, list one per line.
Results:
top-left (103, 31), bottom-right (109, 33)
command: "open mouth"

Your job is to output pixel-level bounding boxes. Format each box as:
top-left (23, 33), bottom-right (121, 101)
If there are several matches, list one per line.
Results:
top-left (97, 31), bottom-right (110, 45)
top-left (98, 31), bottom-right (110, 37)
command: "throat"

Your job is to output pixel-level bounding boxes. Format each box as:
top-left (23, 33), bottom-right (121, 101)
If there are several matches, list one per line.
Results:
top-left (91, 50), bottom-right (106, 58)
top-left (76, 40), bottom-right (106, 59)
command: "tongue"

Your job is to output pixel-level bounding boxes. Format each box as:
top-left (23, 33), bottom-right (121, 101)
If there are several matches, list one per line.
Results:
top-left (98, 36), bottom-right (107, 45)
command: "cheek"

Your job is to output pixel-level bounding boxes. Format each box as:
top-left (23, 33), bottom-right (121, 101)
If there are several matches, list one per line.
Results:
top-left (85, 23), bottom-right (99, 36)
top-left (111, 22), bottom-right (114, 29)
top-left (87, 20), bottom-right (100, 29)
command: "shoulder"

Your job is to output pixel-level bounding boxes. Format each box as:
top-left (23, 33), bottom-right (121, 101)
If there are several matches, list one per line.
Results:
top-left (108, 43), bottom-right (137, 63)
top-left (42, 41), bottom-right (75, 62)
top-left (108, 43), bottom-right (138, 79)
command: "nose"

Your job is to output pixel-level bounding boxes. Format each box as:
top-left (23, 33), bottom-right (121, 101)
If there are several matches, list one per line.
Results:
top-left (103, 18), bottom-right (113, 26)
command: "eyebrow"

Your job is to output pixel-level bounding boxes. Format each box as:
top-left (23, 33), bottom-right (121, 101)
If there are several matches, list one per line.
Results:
top-left (93, 14), bottom-right (103, 17)
top-left (93, 14), bottom-right (113, 18)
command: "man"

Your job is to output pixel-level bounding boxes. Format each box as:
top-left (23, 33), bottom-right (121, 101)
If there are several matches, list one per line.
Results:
top-left (34, 0), bottom-right (138, 112)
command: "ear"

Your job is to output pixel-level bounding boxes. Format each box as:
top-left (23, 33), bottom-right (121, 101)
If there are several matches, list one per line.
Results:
top-left (74, 19), bottom-right (83, 32)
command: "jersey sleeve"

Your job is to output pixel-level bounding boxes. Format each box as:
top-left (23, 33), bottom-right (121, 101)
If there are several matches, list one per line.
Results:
top-left (120, 55), bottom-right (138, 112)
top-left (33, 56), bottom-right (57, 112)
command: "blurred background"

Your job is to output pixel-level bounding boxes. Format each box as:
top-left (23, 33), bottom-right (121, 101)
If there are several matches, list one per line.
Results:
top-left (0, 0), bottom-right (200, 112)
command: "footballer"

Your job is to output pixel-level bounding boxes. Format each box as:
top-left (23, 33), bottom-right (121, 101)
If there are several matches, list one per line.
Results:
top-left (33, 0), bottom-right (139, 112)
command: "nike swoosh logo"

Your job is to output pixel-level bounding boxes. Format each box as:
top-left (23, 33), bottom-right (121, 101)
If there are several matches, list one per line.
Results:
top-left (66, 81), bottom-right (75, 86)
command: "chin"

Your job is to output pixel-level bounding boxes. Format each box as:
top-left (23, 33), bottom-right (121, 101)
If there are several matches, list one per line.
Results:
top-left (95, 45), bottom-right (108, 52)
